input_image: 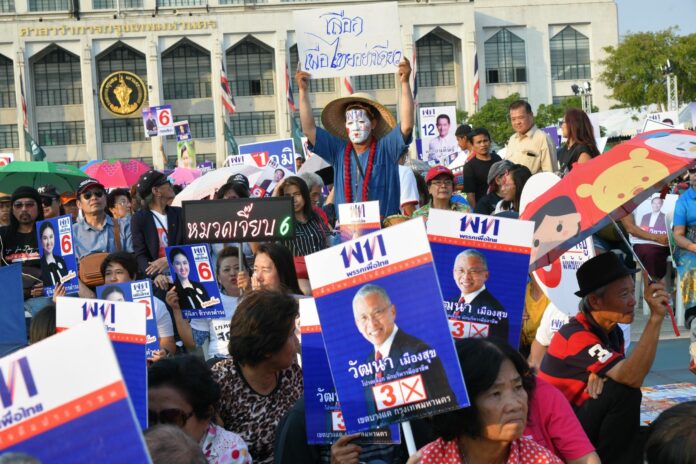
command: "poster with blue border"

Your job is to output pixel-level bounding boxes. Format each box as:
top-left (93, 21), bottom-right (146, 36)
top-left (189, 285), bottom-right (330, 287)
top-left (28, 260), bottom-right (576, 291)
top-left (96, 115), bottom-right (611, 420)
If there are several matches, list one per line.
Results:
top-left (0, 264), bottom-right (27, 356)
top-left (55, 297), bottom-right (148, 430)
top-left (306, 219), bottom-right (468, 432)
top-left (36, 215), bottom-right (78, 297)
top-left (427, 209), bottom-right (534, 348)
top-left (300, 298), bottom-right (400, 444)
top-left (96, 279), bottom-right (160, 359)
top-left (239, 138), bottom-right (297, 174)
top-left (165, 244), bottom-right (225, 319)
top-left (0, 318), bottom-right (151, 463)
top-left (338, 201), bottom-right (381, 243)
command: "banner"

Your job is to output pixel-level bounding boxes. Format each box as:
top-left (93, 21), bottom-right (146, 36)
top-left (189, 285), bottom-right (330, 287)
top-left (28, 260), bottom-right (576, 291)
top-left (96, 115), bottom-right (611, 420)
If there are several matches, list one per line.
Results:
top-left (306, 219), bottom-right (468, 432)
top-left (0, 319), bottom-right (151, 462)
top-left (96, 279), bottom-right (160, 358)
top-left (143, 104), bottom-right (174, 137)
top-left (165, 244), bottom-right (224, 319)
top-left (293, 2), bottom-right (403, 79)
top-left (239, 138), bottom-right (297, 174)
top-left (419, 106), bottom-right (458, 165)
top-left (300, 298), bottom-right (400, 445)
top-left (56, 297), bottom-right (147, 429)
top-left (338, 201), bottom-right (381, 243)
top-left (249, 158), bottom-right (294, 198)
top-left (176, 140), bottom-right (196, 169)
top-left (427, 209), bottom-right (534, 348)
top-left (36, 215), bottom-right (78, 297)
top-left (0, 264), bottom-right (26, 356)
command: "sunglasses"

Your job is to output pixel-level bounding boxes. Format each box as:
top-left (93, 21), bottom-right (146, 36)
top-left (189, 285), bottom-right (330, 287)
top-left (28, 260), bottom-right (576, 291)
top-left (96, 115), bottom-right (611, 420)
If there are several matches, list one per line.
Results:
top-left (41, 197), bottom-right (56, 207)
top-left (148, 408), bottom-right (194, 428)
top-left (13, 201), bottom-right (37, 209)
top-left (81, 190), bottom-right (105, 201)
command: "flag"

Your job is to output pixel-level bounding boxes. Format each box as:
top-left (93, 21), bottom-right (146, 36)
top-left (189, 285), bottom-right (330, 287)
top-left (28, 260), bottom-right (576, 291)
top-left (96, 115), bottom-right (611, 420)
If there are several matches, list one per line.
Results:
top-left (343, 76), bottom-right (354, 95)
top-left (412, 45), bottom-right (418, 103)
top-left (221, 60), bottom-right (236, 114)
top-left (473, 49), bottom-right (480, 106)
top-left (20, 71), bottom-right (45, 161)
top-left (20, 71), bottom-right (28, 130)
top-left (223, 120), bottom-right (238, 156)
top-left (285, 62), bottom-right (297, 113)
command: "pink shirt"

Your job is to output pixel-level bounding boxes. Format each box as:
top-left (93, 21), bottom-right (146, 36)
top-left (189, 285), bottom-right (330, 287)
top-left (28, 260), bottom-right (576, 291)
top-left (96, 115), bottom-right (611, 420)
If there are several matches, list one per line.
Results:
top-left (420, 436), bottom-right (561, 464)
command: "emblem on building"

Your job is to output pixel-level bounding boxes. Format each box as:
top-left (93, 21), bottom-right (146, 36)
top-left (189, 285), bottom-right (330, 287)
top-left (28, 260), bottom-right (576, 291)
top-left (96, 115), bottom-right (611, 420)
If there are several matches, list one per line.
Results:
top-left (99, 71), bottom-right (147, 116)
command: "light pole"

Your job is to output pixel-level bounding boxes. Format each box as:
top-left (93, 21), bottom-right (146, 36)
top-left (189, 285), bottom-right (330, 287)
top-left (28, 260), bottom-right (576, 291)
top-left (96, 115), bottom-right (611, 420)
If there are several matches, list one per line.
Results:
top-left (571, 82), bottom-right (593, 114)
top-left (660, 59), bottom-right (679, 112)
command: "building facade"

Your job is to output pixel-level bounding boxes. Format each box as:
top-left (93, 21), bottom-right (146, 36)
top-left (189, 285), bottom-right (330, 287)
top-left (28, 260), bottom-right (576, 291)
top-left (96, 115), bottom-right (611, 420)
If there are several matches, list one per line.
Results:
top-left (0, 0), bottom-right (618, 168)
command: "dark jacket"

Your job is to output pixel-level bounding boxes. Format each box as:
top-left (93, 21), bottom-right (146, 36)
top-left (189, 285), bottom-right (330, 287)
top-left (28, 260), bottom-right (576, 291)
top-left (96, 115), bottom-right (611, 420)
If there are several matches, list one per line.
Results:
top-left (131, 206), bottom-right (184, 277)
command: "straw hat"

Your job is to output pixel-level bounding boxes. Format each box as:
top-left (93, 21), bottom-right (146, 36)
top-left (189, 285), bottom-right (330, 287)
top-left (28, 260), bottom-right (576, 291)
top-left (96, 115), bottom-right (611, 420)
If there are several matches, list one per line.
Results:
top-left (321, 93), bottom-right (396, 140)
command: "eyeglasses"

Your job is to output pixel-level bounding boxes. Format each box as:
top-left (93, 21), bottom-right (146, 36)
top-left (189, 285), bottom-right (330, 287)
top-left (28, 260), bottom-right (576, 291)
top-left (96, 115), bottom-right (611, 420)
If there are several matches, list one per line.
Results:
top-left (13, 201), bottom-right (37, 209)
top-left (115, 199), bottom-right (131, 206)
top-left (148, 408), bottom-right (194, 428)
top-left (431, 179), bottom-right (453, 187)
top-left (81, 190), bottom-right (105, 201)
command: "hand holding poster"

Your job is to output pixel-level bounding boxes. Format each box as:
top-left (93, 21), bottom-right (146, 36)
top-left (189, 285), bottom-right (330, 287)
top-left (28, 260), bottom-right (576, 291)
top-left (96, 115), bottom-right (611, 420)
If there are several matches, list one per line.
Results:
top-left (306, 219), bottom-right (468, 432)
top-left (338, 201), bottom-right (381, 243)
top-left (166, 244), bottom-right (225, 319)
top-left (427, 209), bottom-right (534, 348)
top-left (293, 2), bottom-right (403, 79)
top-left (0, 319), bottom-right (151, 462)
top-left (239, 138), bottom-right (297, 174)
top-left (36, 215), bottom-right (78, 297)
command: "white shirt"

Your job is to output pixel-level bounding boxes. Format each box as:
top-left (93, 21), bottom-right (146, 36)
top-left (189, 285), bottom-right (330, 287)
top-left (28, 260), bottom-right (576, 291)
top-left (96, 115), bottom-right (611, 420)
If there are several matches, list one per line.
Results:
top-left (375, 325), bottom-right (399, 359)
top-left (398, 165), bottom-right (419, 212)
top-left (459, 285), bottom-right (487, 303)
top-left (154, 296), bottom-right (174, 338)
top-left (427, 135), bottom-right (458, 163)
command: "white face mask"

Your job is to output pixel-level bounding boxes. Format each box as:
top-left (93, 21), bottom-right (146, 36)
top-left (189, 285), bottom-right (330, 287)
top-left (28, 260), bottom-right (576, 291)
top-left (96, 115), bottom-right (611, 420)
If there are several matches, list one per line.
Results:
top-left (345, 109), bottom-right (373, 144)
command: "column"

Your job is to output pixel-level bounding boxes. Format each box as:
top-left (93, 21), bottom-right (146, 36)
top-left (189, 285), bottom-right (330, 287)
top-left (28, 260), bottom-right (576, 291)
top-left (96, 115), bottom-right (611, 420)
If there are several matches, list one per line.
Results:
top-left (81, 37), bottom-right (101, 161)
top-left (275, 38), bottom-right (289, 139)
top-left (146, 37), bottom-right (164, 170)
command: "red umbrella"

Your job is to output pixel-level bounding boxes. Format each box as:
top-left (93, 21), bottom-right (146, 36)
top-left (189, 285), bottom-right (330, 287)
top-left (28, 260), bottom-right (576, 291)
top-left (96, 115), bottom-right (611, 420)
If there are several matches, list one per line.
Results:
top-left (84, 159), bottom-right (151, 188)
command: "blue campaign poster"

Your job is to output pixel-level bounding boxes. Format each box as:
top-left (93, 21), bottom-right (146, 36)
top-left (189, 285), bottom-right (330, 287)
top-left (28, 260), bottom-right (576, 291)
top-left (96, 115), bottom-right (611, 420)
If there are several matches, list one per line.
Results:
top-left (0, 264), bottom-right (27, 356)
top-left (239, 138), bottom-right (297, 174)
top-left (97, 279), bottom-right (160, 358)
top-left (36, 215), bottom-right (79, 297)
top-left (166, 244), bottom-right (225, 319)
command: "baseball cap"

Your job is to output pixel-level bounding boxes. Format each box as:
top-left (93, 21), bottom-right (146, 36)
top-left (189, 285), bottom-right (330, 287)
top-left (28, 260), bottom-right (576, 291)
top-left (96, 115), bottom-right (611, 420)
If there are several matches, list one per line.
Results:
top-left (425, 165), bottom-right (454, 183)
top-left (76, 179), bottom-right (105, 196)
top-left (226, 173), bottom-right (250, 191)
top-left (37, 184), bottom-right (60, 199)
top-left (60, 192), bottom-right (77, 205)
top-left (136, 170), bottom-right (168, 198)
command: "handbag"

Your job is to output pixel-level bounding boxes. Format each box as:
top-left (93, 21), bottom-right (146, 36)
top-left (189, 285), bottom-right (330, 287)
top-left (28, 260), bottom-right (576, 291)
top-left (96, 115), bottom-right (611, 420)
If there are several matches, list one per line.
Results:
top-left (77, 218), bottom-right (122, 287)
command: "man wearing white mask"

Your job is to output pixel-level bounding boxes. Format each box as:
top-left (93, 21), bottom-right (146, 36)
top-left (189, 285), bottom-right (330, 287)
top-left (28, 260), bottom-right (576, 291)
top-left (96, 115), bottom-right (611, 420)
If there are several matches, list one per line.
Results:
top-left (295, 59), bottom-right (414, 218)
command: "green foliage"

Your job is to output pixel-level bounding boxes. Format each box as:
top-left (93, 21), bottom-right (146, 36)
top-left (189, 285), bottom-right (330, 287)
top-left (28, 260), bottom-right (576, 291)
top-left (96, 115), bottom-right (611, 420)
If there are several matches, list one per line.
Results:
top-left (456, 109), bottom-right (469, 125)
top-left (466, 93), bottom-right (520, 146)
top-left (599, 29), bottom-right (696, 108)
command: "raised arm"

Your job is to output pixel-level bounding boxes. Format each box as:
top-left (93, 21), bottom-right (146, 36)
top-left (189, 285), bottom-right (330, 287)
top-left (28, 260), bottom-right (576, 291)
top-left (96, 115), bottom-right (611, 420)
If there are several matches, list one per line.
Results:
top-left (398, 58), bottom-right (414, 141)
top-left (295, 70), bottom-right (317, 146)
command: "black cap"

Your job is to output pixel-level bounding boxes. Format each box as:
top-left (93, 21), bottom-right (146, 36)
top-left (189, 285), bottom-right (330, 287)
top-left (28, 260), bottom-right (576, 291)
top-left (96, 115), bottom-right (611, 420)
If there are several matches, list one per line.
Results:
top-left (136, 170), bottom-right (168, 198)
top-left (575, 252), bottom-right (640, 297)
top-left (11, 186), bottom-right (41, 205)
top-left (37, 184), bottom-right (59, 199)
top-left (76, 179), bottom-right (105, 196)
top-left (226, 173), bottom-right (250, 191)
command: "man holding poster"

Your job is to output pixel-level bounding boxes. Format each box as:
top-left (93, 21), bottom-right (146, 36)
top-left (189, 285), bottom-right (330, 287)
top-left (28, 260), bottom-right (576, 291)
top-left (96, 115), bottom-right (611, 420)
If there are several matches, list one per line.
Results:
top-left (296, 59), bottom-right (414, 218)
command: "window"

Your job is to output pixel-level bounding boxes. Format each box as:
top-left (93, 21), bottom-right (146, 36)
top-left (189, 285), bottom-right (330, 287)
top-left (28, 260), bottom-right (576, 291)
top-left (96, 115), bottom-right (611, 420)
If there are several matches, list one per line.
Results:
top-left (416, 33), bottom-right (455, 87)
top-left (552, 95), bottom-right (574, 106)
top-left (33, 48), bottom-right (82, 106)
top-left (353, 73), bottom-right (394, 91)
top-left (484, 28), bottom-right (526, 84)
top-left (230, 111), bottom-right (275, 136)
top-left (93, 0), bottom-right (141, 8)
top-left (0, 55), bottom-right (14, 108)
top-left (227, 40), bottom-right (274, 97)
top-left (162, 42), bottom-right (211, 100)
top-left (550, 26), bottom-right (591, 81)
top-left (289, 45), bottom-right (335, 93)
top-left (0, 124), bottom-right (18, 148)
top-left (176, 114), bottom-right (214, 139)
top-left (157, 0), bottom-right (204, 7)
top-left (101, 118), bottom-right (144, 143)
top-left (28, 0), bottom-right (68, 11)
top-left (0, 0), bottom-right (15, 12)
top-left (97, 44), bottom-right (147, 85)
top-left (38, 121), bottom-right (85, 146)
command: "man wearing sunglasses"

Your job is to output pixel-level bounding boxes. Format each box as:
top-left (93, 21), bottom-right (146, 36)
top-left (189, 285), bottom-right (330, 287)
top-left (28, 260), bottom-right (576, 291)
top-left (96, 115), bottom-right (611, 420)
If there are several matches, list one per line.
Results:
top-left (37, 184), bottom-right (63, 219)
top-left (72, 178), bottom-right (131, 260)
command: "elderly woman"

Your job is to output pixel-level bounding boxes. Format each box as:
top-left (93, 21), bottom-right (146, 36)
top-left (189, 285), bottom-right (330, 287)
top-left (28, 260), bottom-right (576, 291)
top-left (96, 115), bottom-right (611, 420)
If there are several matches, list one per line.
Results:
top-left (148, 355), bottom-right (250, 463)
top-left (211, 290), bottom-right (303, 464)
top-left (412, 166), bottom-right (471, 222)
top-left (237, 243), bottom-right (302, 295)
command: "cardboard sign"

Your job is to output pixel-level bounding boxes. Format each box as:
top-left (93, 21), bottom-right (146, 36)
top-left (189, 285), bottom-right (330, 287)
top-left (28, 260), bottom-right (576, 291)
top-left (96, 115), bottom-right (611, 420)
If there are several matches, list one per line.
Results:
top-left (143, 104), bottom-right (174, 137)
top-left (0, 319), bottom-right (151, 462)
top-left (55, 297), bottom-right (147, 430)
top-left (183, 197), bottom-right (295, 243)
top-left (427, 209), bottom-right (534, 348)
top-left (419, 106), bottom-right (458, 165)
top-left (338, 201), bottom-right (381, 243)
top-left (36, 215), bottom-right (79, 297)
top-left (300, 298), bottom-right (400, 444)
top-left (0, 264), bottom-right (26, 356)
top-left (306, 219), bottom-right (468, 432)
top-left (165, 244), bottom-right (224, 319)
top-left (174, 120), bottom-right (192, 142)
top-left (96, 280), bottom-right (160, 358)
top-left (294, 2), bottom-right (403, 79)
top-left (239, 138), bottom-right (297, 174)
top-left (630, 193), bottom-right (678, 247)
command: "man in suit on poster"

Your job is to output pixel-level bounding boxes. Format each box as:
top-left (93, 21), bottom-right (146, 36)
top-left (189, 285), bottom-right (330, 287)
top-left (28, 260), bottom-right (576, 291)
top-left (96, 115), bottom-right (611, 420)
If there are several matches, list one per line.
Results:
top-left (448, 249), bottom-right (509, 341)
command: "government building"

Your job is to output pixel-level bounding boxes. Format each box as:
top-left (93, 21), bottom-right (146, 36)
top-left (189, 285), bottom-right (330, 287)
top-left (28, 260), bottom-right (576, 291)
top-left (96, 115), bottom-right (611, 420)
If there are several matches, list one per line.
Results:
top-left (0, 0), bottom-right (618, 168)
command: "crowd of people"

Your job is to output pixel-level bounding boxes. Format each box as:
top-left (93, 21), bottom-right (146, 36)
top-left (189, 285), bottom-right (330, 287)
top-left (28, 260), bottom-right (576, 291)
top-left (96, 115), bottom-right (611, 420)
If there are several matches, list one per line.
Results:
top-left (1, 57), bottom-right (695, 464)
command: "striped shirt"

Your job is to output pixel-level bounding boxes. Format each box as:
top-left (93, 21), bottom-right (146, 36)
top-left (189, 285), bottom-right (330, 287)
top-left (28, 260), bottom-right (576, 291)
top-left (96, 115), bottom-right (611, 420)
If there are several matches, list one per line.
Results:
top-left (282, 214), bottom-right (329, 257)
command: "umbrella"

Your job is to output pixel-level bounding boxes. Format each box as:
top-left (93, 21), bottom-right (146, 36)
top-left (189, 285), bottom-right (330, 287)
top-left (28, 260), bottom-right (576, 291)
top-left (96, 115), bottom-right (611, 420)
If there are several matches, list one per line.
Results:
top-left (84, 159), bottom-right (151, 189)
top-left (172, 165), bottom-right (262, 207)
top-left (0, 161), bottom-right (90, 193)
top-left (79, 159), bottom-right (101, 172)
top-left (168, 167), bottom-right (202, 186)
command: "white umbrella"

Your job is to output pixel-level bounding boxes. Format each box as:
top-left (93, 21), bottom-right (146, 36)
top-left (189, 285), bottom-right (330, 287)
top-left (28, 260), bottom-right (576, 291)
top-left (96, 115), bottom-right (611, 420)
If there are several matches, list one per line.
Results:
top-left (172, 165), bottom-right (262, 206)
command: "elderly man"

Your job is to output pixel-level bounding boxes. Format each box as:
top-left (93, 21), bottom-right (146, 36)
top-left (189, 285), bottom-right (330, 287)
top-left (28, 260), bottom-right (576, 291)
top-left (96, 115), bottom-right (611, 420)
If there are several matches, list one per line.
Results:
top-left (0, 192), bottom-right (10, 227)
top-left (506, 100), bottom-right (557, 174)
top-left (447, 249), bottom-right (508, 341)
top-left (538, 252), bottom-right (668, 464)
top-left (296, 59), bottom-right (413, 218)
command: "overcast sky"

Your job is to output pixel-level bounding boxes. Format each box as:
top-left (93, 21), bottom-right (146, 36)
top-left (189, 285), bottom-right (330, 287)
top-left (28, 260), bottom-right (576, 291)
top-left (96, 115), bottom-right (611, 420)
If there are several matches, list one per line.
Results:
top-left (616, 0), bottom-right (696, 37)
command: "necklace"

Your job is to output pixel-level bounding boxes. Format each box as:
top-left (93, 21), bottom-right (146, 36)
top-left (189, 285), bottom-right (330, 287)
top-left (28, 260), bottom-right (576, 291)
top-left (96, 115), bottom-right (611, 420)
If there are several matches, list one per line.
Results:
top-left (343, 137), bottom-right (377, 203)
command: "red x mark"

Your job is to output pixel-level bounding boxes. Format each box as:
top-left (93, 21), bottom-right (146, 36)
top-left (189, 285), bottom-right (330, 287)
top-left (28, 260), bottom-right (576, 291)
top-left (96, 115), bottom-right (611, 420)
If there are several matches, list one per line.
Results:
top-left (401, 375), bottom-right (425, 402)
top-left (471, 323), bottom-right (489, 338)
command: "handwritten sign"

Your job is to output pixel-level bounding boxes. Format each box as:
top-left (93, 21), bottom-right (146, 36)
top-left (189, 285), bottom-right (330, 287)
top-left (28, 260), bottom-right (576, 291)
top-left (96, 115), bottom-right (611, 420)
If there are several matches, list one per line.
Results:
top-left (239, 138), bottom-right (297, 174)
top-left (0, 319), bottom-right (150, 462)
top-left (36, 215), bottom-right (79, 297)
top-left (338, 201), bottom-right (381, 243)
top-left (294, 2), bottom-right (403, 79)
top-left (183, 197), bottom-right (295, 243)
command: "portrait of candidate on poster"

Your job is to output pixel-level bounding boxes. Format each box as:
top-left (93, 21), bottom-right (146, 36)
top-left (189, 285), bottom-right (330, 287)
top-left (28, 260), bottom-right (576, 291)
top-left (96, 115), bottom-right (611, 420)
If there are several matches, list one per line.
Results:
top-left (36, 215), bottom-right (78, 297)
top-left (166, 244), bottom-right (224, 319)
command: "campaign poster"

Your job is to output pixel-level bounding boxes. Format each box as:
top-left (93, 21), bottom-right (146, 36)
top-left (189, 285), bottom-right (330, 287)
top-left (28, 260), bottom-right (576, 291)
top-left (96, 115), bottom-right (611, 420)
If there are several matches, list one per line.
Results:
top-left (55, 297), bottom-right (148, 430)
top-left (306, 219), bottom-right (468, 432)
top-left (0, 319), bottom-right (151, 463)
top-left (0, 264), bottom-right (26, 356)
top-left (177, 140), bottom-right (197, 169)
top-left (300, 298), bottom-right (400, 445)
top-left (630, 193), bottom-right (678, 247)
top-left (174, 120), bottom-right (192, 142)
top-left (249, 158), bottom-right (294, 198)
top-left (419, 106), bottom-right (457, 165)
top-left (36, 215), bottom-right (78, 297)
top-left (197, 160), bottom-right (215, 173)
top-left (427, 209), bottom-right (534, 349)
top-left (143, 104), bottom-right (174, 137)
top-left (165, 244), bottom-right (225, 319)
top-left (338, 201), bottom-right (381, 243)
top-left (96, 279), bottom-right (160, 359)
top-left (239, 138), bottom-right (297, 174)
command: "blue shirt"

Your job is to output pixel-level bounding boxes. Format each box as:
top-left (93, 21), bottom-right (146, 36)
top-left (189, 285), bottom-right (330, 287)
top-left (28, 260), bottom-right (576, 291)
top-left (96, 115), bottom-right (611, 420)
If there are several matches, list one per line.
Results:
top-left (674, 187), bottom-right (696, 228)
top-left (311, 124), bottom-right (410, 218)
top-left (72, 215), bottom-right (132, 259)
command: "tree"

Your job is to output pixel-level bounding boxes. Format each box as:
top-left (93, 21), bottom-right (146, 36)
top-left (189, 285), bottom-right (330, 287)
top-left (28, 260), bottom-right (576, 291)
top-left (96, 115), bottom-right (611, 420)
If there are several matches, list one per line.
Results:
top-left (599, 29), bottom-right (696, 108)
top-left (466, 93), bottom-right (520, 146)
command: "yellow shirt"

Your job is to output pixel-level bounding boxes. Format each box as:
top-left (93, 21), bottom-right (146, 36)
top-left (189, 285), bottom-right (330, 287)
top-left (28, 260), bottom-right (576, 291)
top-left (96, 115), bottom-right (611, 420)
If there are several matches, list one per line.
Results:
top-left (521, 281), bottom-right (549, 347)
top-left (505, 126), bottom-right (558, 174)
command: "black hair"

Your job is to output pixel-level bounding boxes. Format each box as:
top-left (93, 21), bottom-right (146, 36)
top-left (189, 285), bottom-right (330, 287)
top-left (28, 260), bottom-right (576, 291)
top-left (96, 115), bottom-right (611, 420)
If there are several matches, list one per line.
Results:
top-left (8, 194), bottom-right (44, 234)
top-left (107, 188), bottom-right (131, 211)
top-left (277, 176), bottom-right (316, 222)
top-left (168, 247), bottom-right (187, 265)
top-left (215, 182), bottom-right (250, 200)
top-left (455, 124), bottom-right (472, 138)
top-left (100, 251), bottom-right (139, 280)
top-left (645, 401), bottom-right (696, 464)
top-left (500, 165), bottom-right (532, 212)
top-left (255, 242), bottom-right (302, 295)
top-left (529, 195), bottom-right (580, 237)
top-left (468, 127), bottom-right (491, 143)
top-left (509, 100), bottom-right (532, 114)
top-left (29, 304), bottom-right (56, 344)
top-left (436, 114), bottom-right (450, 124)
top-left (39, 220), bottom-right (54, 238)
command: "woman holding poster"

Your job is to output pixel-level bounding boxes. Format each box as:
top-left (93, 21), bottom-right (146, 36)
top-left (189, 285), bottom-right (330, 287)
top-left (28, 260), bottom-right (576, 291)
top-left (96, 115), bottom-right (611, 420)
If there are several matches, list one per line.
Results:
top-left (39, 220), bottom-right (68, 287)
top-left (275, 177), bottom-right (330, 256)
top-left (170, 247), bottom-right (212, 309)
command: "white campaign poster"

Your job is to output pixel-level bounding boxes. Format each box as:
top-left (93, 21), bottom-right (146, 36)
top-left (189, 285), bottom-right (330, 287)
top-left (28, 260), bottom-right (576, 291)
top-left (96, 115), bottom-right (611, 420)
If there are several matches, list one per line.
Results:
top-left (630, 194), bottom-right (678, 246)
top-left (338, 201), bottom-right (381, 242)
top-left (419, 106), bottom-right (458, 165)
top-left (294, 2), bottom-right (403, 79)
